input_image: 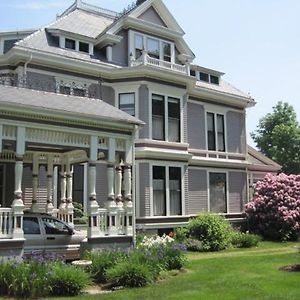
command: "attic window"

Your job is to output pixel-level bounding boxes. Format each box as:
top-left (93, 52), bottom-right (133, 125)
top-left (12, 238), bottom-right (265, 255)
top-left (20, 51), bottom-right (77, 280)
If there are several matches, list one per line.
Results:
top-left (199, 72), bottom-right (209, 82)
top-left (210, 75), bottom-right (219, 85)
top-left (65, 38), bottom-right (75, 50)
top-left (190, 70), bottom-right (196, 77)
top-left (79, 42), bottom-right (89, 53)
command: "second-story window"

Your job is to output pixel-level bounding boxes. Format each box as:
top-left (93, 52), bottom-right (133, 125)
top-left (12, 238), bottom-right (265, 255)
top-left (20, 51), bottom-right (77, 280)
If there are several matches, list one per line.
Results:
top-left (119, 93), bottom-right (135, 116)
top-left (147, 38), bottom-right (160, 59)
top-left (152, 94), bottom-right (180, 142)
top-left (135, 34), bottom-right (144, 59)
top-left (207, 112), bottom-right (225, 152)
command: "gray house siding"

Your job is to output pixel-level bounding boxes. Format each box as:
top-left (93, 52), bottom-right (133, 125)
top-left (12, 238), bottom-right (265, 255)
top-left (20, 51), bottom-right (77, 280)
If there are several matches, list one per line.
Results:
top-left (101, 85), bottom-right (115, 107)
top-left (188, 169), bottom-right (208, 214)
top-left (96, 163), bottom-right (108, 207)
top-left (228, 171), bottom-right (247, 213)
top-left (183, 165), bottom-right (189, 215)
top-left (3, 164), bottom-right (14, 207)
top-left (26, 71), bottom-right (56, 93)
top-left (187, 102), bottom-right (206, 149)
top-left (182, 94), bottom-right (188, 143)
top-left (226, 111), bottom-right (246, 154)
top-left (138, 84), bottom-right (149, 139)
top-left (138, 7), bottom-right (167, 27)
top-left (112, 30), bottom-right (128, 66)
top-left (138, 163), bottom-right (150, 217)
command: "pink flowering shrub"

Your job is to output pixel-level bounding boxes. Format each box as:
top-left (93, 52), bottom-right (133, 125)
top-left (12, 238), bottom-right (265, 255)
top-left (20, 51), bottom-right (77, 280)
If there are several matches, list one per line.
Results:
top-left (245, 173), bottom-right (300, 241)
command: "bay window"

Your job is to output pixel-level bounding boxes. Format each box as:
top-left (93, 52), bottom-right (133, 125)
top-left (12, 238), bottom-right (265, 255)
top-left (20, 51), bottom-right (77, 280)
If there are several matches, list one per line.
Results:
top-left (147, 38), bottom-right (160, 59)
top-left (207, 112), bottom-right (225, 152)
top-left (209, 172), bottom-right (227, 213)
top-left (152, 94), bottom-right (181, 142)
top-left (119, 93), bottom-right (135, 116)
top-left (153, 166), bottom-right (182, 216)
top-left (135, 34), bottom-right (143, 59)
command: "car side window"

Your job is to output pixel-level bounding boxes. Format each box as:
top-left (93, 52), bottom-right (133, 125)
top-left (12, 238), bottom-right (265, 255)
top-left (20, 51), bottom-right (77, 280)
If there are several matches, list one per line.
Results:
top-left (42, 217), bottom-right (69, 235)
top-left (23, 217), bottom-right (41, 234)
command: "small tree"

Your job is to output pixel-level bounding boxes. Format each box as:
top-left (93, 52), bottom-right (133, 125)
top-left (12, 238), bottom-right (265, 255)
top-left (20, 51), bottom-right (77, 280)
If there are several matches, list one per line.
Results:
top-left (251, 102), bottom-right (300, 174)
top-left (245, 173), bottom-right (300, 241)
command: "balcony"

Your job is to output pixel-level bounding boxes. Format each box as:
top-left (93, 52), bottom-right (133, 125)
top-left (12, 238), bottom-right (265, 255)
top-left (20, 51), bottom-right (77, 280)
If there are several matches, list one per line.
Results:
top-left (130, 51), bottom-right (189, 75)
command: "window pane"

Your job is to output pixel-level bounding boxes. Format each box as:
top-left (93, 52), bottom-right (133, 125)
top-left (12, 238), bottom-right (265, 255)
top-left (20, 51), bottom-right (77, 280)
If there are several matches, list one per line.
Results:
top-left (0, 165), bottom-right (3, 206)
top-left (135, 34), bottom-right (143, 59)
top-left (119, 93), bottom-right (135, 116)
top-left (79, 42), bottom-right (89, 53)
top-left (207, 112), bottom-right (216, 150)
top-left (200, 72), bottom-right (209, 82)
top-left (65, 38), bottom-right (75, 50)
top-left (190, 70), bottom-right (196, 77)
top-left (210, 75), bottom-right (219, 85)
top-left (217, 114), bottom-right (225, 152)
top-left (169, 167), bottom-right (182, 215)
top-left (42, 218), bottom-right (69, 235)
top-left (153, 166), bottom-right (166, 216)
top-left (73, 88), bottom-right (85, 97)
top-left (59, 86), bottom-right (71, 95)
top-left (23, 217), bottom-right (41, 235)
top-left (163, 42), bottom-right (171, 62)
top-left (168, 97), bottom-right (180, 142)
top-left (209, 173), bottom-right (227, 213)
top-left (152, 94), bottom-right (165, 140)
top-left (147, 38), bottom-right (159, 59)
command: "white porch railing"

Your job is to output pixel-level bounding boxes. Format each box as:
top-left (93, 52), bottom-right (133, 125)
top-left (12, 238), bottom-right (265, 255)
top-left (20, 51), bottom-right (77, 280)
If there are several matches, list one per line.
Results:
top-left (130, 52), bottom-right (188, 75)
top-left (96, 206), bottom-right (133, 237)
top-left (0, 208), bottom-right (13, 239)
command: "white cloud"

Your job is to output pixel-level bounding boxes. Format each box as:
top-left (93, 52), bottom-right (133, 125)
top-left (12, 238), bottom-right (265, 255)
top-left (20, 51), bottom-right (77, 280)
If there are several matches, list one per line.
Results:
top-left (12, 1), bottom-right (70, 10)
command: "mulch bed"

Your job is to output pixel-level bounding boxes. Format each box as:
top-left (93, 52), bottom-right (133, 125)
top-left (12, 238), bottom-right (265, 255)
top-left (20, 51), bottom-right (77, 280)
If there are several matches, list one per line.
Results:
top-left (279, 264), bottom-right (300, 272)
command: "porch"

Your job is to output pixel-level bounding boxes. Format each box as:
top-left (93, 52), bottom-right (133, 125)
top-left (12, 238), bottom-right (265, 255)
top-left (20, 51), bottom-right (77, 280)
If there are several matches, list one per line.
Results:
top-left (0, 84), bottom-right (142, 257)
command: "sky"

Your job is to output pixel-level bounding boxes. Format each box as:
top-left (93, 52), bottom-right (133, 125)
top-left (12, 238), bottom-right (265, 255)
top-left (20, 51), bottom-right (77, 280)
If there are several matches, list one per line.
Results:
top-left (1, 0), bottom-right (300, 147)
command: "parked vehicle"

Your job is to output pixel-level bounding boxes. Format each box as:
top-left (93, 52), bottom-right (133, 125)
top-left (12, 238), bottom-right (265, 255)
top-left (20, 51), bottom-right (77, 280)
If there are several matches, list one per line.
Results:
top-left (23, 212), bottom-right (86, 260)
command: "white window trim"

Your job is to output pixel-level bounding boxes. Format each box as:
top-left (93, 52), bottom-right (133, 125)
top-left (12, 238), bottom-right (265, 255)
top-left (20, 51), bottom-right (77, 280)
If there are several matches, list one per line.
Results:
top-left (207, 170), bottom-right (229, 214)
top-left (149, 89), bottom-right (184, 144)
top-left (149, 161), bottom-right (185, 217)
top-left (195, 70), bottom-right (220, 85)
top-left (60, 35), bottom-right (94, 56)
top-left (205, 109), bottom-right (227, 152)
top-left (128, 30), bottom-right (175, 64)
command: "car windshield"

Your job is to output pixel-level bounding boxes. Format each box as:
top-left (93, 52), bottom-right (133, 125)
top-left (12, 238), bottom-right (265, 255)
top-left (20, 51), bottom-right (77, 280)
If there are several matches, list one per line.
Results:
top-left (23, 217), bottom-right (41, 234)
top-left (42, 217), bottom-right (70, 235)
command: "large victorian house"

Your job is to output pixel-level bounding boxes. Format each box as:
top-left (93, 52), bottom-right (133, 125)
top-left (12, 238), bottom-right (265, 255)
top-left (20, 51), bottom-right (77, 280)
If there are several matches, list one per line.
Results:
top-left (0, 0), bottom-right (280, 257)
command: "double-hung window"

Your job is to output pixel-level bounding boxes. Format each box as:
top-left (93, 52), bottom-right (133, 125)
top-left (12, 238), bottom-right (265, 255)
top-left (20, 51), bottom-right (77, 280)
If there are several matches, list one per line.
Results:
top-left (209, 172), bottom-right (227, 213)
top-left (135, 34), bottom-right (144, 59)
top-left (119, 93), bottom-right (135, 116)
top-left (153, 166), bottom-right (182, 216)
top-left (207, 112), bottom-right (225, 152)
top-left (152, 94), bottom-right (180, 142)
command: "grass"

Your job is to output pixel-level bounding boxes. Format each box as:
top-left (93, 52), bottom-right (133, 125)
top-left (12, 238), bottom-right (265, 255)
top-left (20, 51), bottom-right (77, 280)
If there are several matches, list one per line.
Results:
top-left (51, 242), bottom-right (300, 300)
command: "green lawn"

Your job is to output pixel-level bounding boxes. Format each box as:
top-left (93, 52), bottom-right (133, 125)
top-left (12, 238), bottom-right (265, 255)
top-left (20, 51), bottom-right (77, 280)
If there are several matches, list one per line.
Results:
top-left (54, 242), bottom-right (300, 300)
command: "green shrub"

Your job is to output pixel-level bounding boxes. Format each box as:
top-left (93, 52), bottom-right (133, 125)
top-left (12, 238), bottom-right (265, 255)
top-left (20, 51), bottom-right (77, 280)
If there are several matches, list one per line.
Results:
top-left (185, 238), bottom-right (204, 252)
top-left (175, 226), bottom-right (189, 243)
top-left (106, 260), bottom-right (152, 288)
top-left (49, 262), bottom-right (91, 297)
top-left (0, 261), bottom-right (13, 296)
top-left (163, 243), bottom-right (187, 270)
top-left (84, 250), bottom-right (127, 283)
top-left (231, 232), bottom-right (260, 248)
top-left (187, 213), bottom-right (234, 251)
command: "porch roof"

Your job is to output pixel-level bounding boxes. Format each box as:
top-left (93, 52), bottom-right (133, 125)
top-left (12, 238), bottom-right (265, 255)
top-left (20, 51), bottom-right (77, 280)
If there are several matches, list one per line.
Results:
top-left (0, 85), bottom-right (143, 126)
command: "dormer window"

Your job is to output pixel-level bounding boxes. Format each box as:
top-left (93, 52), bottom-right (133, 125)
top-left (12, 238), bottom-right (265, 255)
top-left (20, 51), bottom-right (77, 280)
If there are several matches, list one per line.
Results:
top-left (79, 42), bottom-right (89, 53)
top-left (131, 31), bottom-right (175, 63)
top-left (65, 38), bottom-right (75, 50)
top-left (190, 69), bottom-right (220, 85)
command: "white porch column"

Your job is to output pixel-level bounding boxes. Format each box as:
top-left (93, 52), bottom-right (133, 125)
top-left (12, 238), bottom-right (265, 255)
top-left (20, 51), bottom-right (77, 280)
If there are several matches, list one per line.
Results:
top-left (66, 163), bottom-right (74, 226)
top-left (31, 153), bottom-right (39, 212)
top-left (59, 166), bottom-right (67, 221)
top-left (106, 45), bottom-right (113, 62)
top-left (12, 127), bottom-right (26, 239)
top-left (124, 139), bottom-right (133, 235)
top-left (87, 136), bottom-right (100, 238)
top-left (107, 137), bottom-right (118, 235)
top-left (115, 164), bottom-right (124, 234)
top-left (46, 155), bottom-right (54, 215)
top-left (53, 167), bottom-right (58, 209)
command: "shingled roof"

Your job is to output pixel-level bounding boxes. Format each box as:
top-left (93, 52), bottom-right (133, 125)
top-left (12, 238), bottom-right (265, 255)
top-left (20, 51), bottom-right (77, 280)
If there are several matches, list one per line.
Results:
top-left (0, 85), bottom-right (143, 126)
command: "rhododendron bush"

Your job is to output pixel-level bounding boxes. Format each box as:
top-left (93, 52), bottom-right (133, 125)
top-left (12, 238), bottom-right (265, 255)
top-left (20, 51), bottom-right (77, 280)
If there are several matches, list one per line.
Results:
top-left (245, 173), bottom-right (300, 241)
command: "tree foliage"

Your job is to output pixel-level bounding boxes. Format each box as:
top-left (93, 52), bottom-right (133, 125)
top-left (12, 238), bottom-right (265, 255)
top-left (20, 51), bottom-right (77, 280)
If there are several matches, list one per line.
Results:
top-left (251, 102), bottom-right (300, 174)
